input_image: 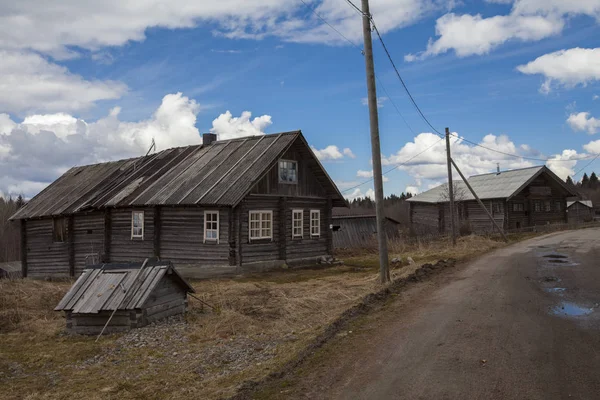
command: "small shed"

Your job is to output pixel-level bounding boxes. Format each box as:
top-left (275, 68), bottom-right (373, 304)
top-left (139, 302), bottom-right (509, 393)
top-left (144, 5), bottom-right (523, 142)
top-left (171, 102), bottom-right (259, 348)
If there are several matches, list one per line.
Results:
top-left (332, 208), bottom-right (401, 249)
top-left (55, 260), bottom-right (195, 335)
top-left (567, 200), bottom-right (594, 224)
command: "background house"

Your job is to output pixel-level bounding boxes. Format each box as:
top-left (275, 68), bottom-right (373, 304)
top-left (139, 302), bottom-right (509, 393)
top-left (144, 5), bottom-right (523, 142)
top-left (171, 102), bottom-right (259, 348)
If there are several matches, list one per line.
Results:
top-left (10, 131), bottom-right (346, 279)
top-left (407, 166), bottom-right (577, 234)
top-left (332, 208), bottom-right (401, 248)
top-left (567, 200), bottom-right (594, 224)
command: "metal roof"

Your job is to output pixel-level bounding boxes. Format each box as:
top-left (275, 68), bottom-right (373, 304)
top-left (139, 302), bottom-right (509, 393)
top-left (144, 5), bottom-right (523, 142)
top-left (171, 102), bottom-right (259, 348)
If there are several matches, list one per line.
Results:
top-left (332, 207), bottom-right (401, 223)
top-left (54, 261), bottom-right (195, 313)
top-left (12, 131), bottom-right (346, 219)
top-left (567, 200), bottom-right (593, 208)
top-left (407, 166), bottom-right (576, 204)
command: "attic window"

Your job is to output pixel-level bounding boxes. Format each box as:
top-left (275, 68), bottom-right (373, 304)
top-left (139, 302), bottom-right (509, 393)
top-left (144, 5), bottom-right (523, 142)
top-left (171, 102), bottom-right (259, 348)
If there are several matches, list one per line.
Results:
top-left (279, 160), bottom-right (298, 183)
top-left (53, 217), bottom-right (67, 243)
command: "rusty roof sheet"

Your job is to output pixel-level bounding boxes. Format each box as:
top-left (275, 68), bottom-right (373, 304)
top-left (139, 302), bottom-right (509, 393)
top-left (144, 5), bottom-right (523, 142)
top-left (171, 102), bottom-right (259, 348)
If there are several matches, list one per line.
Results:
top-left (54, 261), bottom-right (194, 313)
top-left (12, 131), bottom-right (345, 219)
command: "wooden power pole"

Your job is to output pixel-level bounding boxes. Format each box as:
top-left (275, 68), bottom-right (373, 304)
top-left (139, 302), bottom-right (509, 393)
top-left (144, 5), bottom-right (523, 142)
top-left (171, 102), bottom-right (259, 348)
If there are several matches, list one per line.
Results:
top-left (361, 0), bottom-right (389, 283)
top-left (445, 128), bottom-right (457, 245)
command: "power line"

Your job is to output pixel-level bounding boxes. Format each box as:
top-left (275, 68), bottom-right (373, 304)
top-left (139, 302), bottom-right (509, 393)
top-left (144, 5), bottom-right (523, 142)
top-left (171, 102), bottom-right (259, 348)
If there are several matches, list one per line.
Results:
top-left (341, 137), bottom-right (444, 194)
top-left (297, 0), bottom-right (418, 136)
top-left (572, 153), bottom-right (600, 178)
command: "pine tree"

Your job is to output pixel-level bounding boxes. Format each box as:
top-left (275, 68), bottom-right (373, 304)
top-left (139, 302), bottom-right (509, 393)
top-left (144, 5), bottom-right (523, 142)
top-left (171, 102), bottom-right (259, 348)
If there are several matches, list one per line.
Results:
top-left (582, 173), bottom-right (590, 188)
top-left (566, 176), bottom-right (574, 186)
top-left (16, 194), bottom-right (25, 209)
top-left (590, 172), bottom-right (599, 189)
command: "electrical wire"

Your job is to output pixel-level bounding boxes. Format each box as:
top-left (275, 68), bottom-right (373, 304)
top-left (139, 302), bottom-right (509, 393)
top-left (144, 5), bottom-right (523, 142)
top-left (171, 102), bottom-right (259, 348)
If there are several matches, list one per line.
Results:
top-left (298, 0), bottom-right (361, 49)
top-left (572, 153), bottom-right (600, 178)
top-left (341, 137), bottom-right (444, 193)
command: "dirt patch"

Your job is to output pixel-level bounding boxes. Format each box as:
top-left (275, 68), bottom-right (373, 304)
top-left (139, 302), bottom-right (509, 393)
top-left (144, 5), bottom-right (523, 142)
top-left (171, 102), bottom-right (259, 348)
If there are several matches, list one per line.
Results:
top-left (229, 259), bottom-right (457, 400)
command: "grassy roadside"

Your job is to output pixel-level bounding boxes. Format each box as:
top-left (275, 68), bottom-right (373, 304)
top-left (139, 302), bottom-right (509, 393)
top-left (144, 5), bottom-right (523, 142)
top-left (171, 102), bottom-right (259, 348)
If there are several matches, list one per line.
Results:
top-left (0, 234), bottom-right (534, 400)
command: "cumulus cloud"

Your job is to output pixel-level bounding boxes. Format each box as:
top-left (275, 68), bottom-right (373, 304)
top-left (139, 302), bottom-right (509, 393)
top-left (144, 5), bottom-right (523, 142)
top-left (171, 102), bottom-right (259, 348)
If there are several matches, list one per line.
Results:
top-left (311, 145), bottom-right (356, 162)
top-left (545, 149), bottom-right (580, 179)
top-left (0, 50), bottom-right (126, 114)
top-left (407, 13), bottom-right (561, 60)
top-left (583, 139), bottom-right (600, 154)
top-left (517, 48), bottom-right (600, 93)
top-left (567, 111), bottom-right (600, 134)
top-left (408, 0), bottom-right (600, 60)
top-left (382, 132), bottom-right (537, 191)
top-left (0, 92), bottom-right (273, 198)
top-left (210, 111), bottom-right (272, 140)
top-left (0, 0), bottom-right (456, 57)
top-left (361, 96), bottom-right (388, 108)
top-left (356, 169), bottom-right (389, 182)
top-left (345, 187), bottom-right (375, 201)
top-left (405, 185), bottom-right (420, 194)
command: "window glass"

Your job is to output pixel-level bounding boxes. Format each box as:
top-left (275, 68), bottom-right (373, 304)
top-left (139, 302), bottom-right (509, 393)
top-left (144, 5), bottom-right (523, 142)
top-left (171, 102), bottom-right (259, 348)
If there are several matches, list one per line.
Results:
top-left (279, 160), bottom-right (298, 183)
top-left (292, 210), bottom-right (303, 238)
top-left (204, 211), bottom-right (219, 242)
top-left (544, 201), bottom-right (551, 212)
top-left (250, 211), bottom-right (272, 240)
top-left (132, 211), bottom-right (144, 238)
top-left (534, 201), bottom-right (542, 212)
top-left (310, 210), bottom-right (320, 237)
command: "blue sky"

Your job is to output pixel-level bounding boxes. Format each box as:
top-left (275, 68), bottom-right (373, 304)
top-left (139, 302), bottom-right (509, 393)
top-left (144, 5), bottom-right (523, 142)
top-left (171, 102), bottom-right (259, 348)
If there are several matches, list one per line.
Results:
top-left (1, 0), bottom-right (600, 199)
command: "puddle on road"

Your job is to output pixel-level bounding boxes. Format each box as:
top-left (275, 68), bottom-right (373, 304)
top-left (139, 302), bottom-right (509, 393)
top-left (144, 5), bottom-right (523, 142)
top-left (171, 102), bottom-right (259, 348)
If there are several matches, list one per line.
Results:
top-left (548, 259), bottom-right (568, 264)
top-left (551, 302), bottom-right (594, 317)
top-left (544, 287), bottom-right (566, 294)
top-left (543, 254), bottom-right (568, 259)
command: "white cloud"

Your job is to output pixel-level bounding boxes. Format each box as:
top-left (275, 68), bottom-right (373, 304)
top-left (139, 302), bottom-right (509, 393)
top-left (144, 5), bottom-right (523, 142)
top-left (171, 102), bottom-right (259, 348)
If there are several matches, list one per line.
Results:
top-left (210, 111), bottom-right (272, 140)
top-left (594, 94), bottom-right (599, 100)
top-left (567, 111), bottom-right (600, 134)
top-left (405, 185), bottom-right (420, 194)
top-left (0, 0), bottom-right (456, 57)
top-left (343, 148), bottom-right (356, 158)
top-left (361, 96), bottom-right (388, 108)
top-left (0, 92), bottom-right (257, 198)
top-left (311, 145), bottom-right (356, 162)
top-left (409, 13), bottom-right (561, 60)
top-left (517, 48), bottom-right (600, 93)
top-left (583, 139), bottom-right (600, 154)
top-left (357, 169), bottom-right (389, 182)
top-left (344, 187), bottom-right (375, 201)
top-left (546, 149), bottom-right (580, 179)
top-left (408, 0), bottom-right (600, 60)
top-left (0, 50), bottom-right (126, 114)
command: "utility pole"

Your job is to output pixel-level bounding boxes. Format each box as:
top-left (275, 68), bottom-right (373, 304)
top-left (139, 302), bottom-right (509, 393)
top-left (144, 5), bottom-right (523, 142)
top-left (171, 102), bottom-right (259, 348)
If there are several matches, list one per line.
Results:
top-left (361, 0), bottom-right (389, 283)
top-left (450, 158), bottom-right (508, 242)
top-left (445, 128), bottom-right (457, 246)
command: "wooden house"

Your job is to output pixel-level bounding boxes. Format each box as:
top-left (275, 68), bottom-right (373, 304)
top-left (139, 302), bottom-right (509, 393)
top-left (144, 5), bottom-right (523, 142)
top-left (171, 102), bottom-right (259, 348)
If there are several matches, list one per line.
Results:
top-left (10, 131), bottom-right (346, 279)
top-left (54, 260), bottom-right (195, 335)
top-left (567, 200), bottom-right (594, 224)
top-left (332, 208), bottom-right (401, 248)
top-left (407, 166), bottom-right (577, 234)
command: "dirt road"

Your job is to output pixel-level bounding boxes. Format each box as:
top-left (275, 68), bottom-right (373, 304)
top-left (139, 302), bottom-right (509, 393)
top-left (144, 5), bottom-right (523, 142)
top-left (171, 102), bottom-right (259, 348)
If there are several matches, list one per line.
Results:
top-left (261, 229), bottom-right (600, 400)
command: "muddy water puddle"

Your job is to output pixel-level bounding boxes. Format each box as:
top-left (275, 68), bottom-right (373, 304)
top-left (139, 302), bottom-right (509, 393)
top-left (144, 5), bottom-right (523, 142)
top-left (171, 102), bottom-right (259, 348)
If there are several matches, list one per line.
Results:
top-left (551, 302), bottom-right (595, 317)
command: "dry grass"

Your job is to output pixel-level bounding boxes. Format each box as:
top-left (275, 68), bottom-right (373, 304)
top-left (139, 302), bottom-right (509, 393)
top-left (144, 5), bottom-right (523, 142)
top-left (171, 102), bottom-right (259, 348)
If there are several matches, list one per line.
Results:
top-left (0, 234), bottom-right (520, 400)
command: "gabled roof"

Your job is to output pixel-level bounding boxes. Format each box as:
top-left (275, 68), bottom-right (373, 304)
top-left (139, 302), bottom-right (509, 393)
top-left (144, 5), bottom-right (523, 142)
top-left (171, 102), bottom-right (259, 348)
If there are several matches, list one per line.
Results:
top-left (12, 131), bottom-right (346, 219)
top-left (567, 200), bottom-right (593, 208)
top-left (55, 261), bottom-right (194, 313)
top-left (407, 166), bottom-right (577, 204)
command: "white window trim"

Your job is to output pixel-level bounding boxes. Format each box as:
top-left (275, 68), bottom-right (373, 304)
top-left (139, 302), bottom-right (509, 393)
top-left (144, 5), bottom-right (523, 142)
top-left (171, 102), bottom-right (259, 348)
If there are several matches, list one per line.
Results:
top-left (249, 210), bottom-right (273, 241)
top-left (292, 209), bottom-right (304, 239)
top-left (131, 211), bottom-right (144, 239)
top-left (204, 210), bottom-right (220, 244)
top-left (310, 209), bottom-right (321, 238)
top-left (278, 159), bottom-right (298, 184)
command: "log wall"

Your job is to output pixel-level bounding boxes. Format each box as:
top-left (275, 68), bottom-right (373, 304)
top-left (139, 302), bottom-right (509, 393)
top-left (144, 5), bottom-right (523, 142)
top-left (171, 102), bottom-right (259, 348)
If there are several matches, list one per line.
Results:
top-left (25, 218), bottom-right (69, 278)
top-left (110, 207), bottom-right (155, 262)
top-left (73, 212), bottom-right (105, 275)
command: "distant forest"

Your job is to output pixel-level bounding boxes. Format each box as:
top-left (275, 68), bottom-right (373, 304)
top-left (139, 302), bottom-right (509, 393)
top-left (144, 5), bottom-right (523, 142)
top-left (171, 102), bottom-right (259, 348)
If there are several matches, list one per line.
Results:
top-left (0, 196), bottom-right (24, 263)
top-left (349, 192), bottom-right (414, 225)
top-left (566, 172), bottom-right (600, 206)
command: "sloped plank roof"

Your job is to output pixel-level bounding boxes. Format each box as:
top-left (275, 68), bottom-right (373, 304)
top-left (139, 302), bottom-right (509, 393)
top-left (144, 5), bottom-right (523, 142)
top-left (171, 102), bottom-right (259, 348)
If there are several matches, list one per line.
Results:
top-left (407, 166), bottom-right (576, 204)
top-left (12, 131), bottom-right (346, 219)
top-left (567, 200), bottom-right (593, 208)
top-left (54, 261), bottom-right (194, 313)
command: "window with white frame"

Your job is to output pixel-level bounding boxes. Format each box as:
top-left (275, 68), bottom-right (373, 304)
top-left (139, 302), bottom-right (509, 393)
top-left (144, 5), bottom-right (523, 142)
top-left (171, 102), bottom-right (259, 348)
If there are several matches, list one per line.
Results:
top-left (292, 209), bottom-right (303, 238)
top-left (204, 211), bottom-right (219, 243)
top-left (279, 160), bottom-right (298, 183)
top-left (249, 211), bottom-right (273, 240)
top-left (310, 209), bottom-right (320, 237)
top-left (131, 211), bottom-right (144, 239)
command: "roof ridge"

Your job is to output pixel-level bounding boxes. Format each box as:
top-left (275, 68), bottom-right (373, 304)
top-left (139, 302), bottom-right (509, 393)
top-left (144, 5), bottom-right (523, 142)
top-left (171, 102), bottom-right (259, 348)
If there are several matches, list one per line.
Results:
top-left (469, 165), bottom-right (544, 178)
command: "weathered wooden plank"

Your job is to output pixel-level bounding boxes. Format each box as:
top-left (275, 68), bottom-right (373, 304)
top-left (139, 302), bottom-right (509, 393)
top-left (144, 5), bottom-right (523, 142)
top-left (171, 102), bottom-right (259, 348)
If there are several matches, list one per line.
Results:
top-left (20, 219), bottom-right (27, 278)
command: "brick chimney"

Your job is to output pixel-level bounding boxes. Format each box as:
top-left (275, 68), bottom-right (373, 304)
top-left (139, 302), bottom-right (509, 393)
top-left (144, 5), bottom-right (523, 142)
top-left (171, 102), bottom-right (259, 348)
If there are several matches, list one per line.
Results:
top-left (203, 133), bottom-right (217, 145)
